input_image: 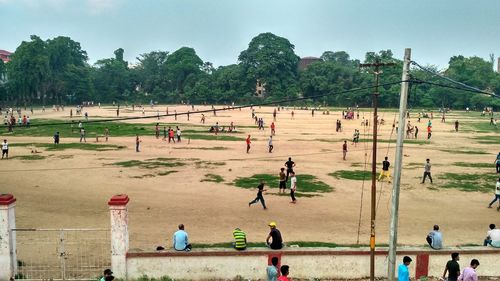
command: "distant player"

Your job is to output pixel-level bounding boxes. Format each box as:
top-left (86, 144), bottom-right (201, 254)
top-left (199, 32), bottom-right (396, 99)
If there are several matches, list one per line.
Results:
top-left (2, 139), bottom-right (8, 159)
top-left (268, 136), bottom-right (274, 153)
top-left (135, 135), bottom-right (141, 152)
top-left (279, 168), bottom-right (286, 193)
top-left (342, 141), bottom-right (348, 160)
top-left (290, 171), bottom-right (297, 204)
top-left (246, 135), bottom-right (251, 153)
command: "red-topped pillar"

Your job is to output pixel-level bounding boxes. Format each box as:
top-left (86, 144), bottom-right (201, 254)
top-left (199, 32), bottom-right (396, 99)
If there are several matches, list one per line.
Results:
top-left (108, 194), bottom-right (129, 279)
top-left (0, 194), bottom-right (17, 280)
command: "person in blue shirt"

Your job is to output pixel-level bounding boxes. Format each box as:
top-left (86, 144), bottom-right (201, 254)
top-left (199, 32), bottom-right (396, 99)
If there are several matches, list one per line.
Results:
top-left (173, 224), bottom-right (192, 251)
top-left (398, 256), bottom-right (412, 281)
top-left (426, 224), bottom-right (443, 249)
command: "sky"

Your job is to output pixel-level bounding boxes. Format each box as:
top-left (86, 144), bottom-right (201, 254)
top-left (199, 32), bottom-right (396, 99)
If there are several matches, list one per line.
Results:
top-left (1, 0), bottom-right (500, 69)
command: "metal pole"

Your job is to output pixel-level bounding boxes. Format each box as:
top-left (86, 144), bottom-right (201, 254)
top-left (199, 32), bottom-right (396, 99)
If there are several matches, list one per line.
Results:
top-left (388, 48), bottom-right (411, 281)
top-left (370, 67), bottom-right (379, 281)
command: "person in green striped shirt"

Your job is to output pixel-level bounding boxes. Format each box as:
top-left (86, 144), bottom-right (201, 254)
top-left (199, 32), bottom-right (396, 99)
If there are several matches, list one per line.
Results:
top-left (233, 228), bottom-right (247, 250)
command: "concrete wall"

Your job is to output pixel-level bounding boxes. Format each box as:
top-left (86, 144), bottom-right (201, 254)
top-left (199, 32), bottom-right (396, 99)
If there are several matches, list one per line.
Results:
top-left (126, 247), bottom-right (500, 280)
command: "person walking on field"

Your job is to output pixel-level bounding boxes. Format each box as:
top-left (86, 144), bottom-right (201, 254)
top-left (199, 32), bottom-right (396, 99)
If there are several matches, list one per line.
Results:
top-left (414, 126), bottom-right (419, 139)
top-left (487, 178), bottom-right (500, 210)
top-left (279, 168), bottom-right (286, 193)
top-left (176, 126), bottom-right (181, 142)
top-left (455, 120), bottom-right (459, 132)
top-left (1, 139), bottom-right (8, 159)
top-left (442, 253), bottom-right (460, 281)
top-left (268, 136), bottom-right (274, 153)
top-left (80, 128), bottom-right (86, 143)
top-left (168, 127), bottom-right (175, 143)
top-left (290, 171), bottom-right (297, 204)
top-left (378, 156), bottom-right (392, 183)
top-left (427, 125), bottom-right (432, 140)
top-left (155, 123), bottom-right (160, 139)
top-left (135, 135), bottom-right (141, 152)
top-left (248, 180), bottom-right (267, 210)
top-left (422, 158), bottom-right (433, 184)
top-left (270, 122), bottom-right (276, 136)
top-left (246, 135), bottom-right (251, 153)
top-left (104, 128), bottom-right (109, 142)
top-left (54, 132), bottom-right (60, 145)
top-left (342, 140), bottom-right (348, 160)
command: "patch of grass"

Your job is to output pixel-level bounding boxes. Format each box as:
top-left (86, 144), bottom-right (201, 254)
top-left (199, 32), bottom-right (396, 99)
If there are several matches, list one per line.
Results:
top-left (329, 170), bottom-right (372, 181)
top-left (10, 142), bottom-right (125, 151)
top-left (184, 134), bottom-right (244, 141)
top-left (172, 146), bottom-right (228, 150)
top-left (473, 135), bottom-right (500, 144)
top-left (438, 172), bottom-right (498, 193)
top-left (453, 162), bottom-right (493, 168)
top-left (232, 173), bottom-right (333, 197)
top-left (351, 162), bottom-right (363, 167)
top-left (157, 171), bottom-right (178, 176)
top-left (195, 160), bottom-right (226, 168)
top-left (114, 158), bottom-right (186, 169)
top-left (200, 173), bottom-right (224, 183)
top-left (464, 122), bottom-right (499, 133)
top-left (439, 148), bottom-right (489, 155)
top-left (130, 174), bottom-right (156, 179)
top-left (11, 155), bottom-right (46, 160)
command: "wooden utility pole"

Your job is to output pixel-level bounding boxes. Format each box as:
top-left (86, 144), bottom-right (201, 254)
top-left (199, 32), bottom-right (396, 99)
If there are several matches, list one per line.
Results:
top-left (388, 48), bottom-right (411, 281)
top-left (359, 59), bottom-right (396, 281)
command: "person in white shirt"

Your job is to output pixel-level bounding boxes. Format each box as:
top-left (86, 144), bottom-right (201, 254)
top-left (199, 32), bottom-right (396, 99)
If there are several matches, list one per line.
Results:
top-left (176, 126), bottom-right (182, 142)
top-left (487, 178), bottom-right (500, 211)
top-left (268, 136), bottom-right (273, 153)
top-left (484, 224), bottom-right (500, 248)
top-left (2, 139), bottom-right (8, 159)
top-left (290, 172), bottom-right (297, 204)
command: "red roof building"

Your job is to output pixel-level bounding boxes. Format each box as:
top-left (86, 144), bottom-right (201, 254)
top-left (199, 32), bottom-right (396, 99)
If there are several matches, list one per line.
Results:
top-left (0, 50), bottom-right (12, 63)
top-left (298, 56), bottom-right (322, 71)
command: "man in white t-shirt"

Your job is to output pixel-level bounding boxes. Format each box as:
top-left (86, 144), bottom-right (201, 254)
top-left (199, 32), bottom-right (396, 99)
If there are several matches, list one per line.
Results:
top-left (1, 139), bottom-right (8, 159)
top-left (290, 172), bottom-right (297, 204)
top-left (488, 178), bottom-right (500, 210)
top-left (484, 224), bottom-right (500, 248)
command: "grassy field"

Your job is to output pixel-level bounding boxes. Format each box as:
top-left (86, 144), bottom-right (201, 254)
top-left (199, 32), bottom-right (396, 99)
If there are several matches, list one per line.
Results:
top-left (329, 170), bottom-right (372, 180)
top-left (438, 172), bottom-right (498, 193)
top-left (10, 142), bottom-right (126, 151)
top-left (200, 173), bottom-right (225, 183)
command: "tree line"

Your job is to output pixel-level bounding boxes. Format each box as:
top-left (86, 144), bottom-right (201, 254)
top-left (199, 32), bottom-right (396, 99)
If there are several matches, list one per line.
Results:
top-left (1, 33), bottom-right (499, 109)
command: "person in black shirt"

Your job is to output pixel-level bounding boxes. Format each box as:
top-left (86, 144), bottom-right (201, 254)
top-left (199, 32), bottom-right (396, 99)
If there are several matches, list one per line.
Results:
top-left (53, 132), bottom-right (60, 145)
top-left (266, 222), bottom-right (283, 249)
top-left (284, 157), bottom-right (295, 182)
top-left (442, 252), bottom-right (460, 281)
top-left (378, 156), bottom-right (392, 183)
top-left (248, 181), bottom-right (267, 209)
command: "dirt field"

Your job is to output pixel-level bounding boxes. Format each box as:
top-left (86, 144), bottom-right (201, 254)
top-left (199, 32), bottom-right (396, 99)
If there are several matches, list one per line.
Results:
top-left (1, 104), bottom-right (499, 250)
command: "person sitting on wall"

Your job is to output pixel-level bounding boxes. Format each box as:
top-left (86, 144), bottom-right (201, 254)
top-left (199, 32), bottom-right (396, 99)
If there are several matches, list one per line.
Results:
top-left (232, 227), bottom-right (247, 250)
top-left (426, 224), bottom-right (443, 250)
top-left (173, 224), bottom-right (192, 252)
top-left (484, 223), bottom-right (500, 248)
top-left (266, 221), bottom-right (283, 250)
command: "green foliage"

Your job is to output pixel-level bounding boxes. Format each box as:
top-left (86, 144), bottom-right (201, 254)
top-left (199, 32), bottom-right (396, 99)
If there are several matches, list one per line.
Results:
top-left (473, 135), bottom-right (500, 144)
top-left (329, 170), bottom-right (372, 181)
top-left (438, 172), bottom-right (498, 193)
top-left (233, 173), bottom-right (333, 196)
top-left (11, 154), bottom-right (46, 160)
top-left (201, 173), bottom-right (225, 183)
top-left (453, 162), bottom-right (493, 168)
top-left (439, 148), bottom-right (489, 155)
top-left (113, 158), bottom-right (185, 169)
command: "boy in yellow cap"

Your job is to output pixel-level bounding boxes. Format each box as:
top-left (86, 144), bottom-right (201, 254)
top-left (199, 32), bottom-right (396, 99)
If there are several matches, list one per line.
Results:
top-left (266, 222), bottom-right (283, 250)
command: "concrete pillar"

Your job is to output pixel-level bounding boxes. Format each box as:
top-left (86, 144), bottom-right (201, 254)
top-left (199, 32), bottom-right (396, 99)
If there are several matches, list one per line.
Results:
top-left (0, 194), bottom-right (17, 280)
top-left (108, 194), bottom-right (129, 279)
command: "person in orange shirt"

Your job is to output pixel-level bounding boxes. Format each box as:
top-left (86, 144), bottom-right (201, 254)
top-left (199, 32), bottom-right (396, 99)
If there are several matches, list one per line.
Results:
top-left (246, 135), bottom-right (251, 153)
top-left (427, 125), bottom-right (432, 140)
top-left (270, 122), bottom-right (276, 136)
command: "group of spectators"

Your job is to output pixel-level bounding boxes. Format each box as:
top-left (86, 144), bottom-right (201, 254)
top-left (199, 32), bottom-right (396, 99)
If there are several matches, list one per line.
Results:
top-left (426, 224), bottom-right (500, 250)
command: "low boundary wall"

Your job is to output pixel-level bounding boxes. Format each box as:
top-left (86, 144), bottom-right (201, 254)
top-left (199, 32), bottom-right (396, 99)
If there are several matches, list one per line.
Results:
top-left (126, 247), bottom-right (500, 280)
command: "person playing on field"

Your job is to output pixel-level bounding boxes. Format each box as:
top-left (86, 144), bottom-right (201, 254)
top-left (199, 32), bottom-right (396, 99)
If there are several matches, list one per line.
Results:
top-left (54, 132), bottom-right (60, 145)
top-left (422, 158), bottom-right (433, 184)
top-left (279, 168), bottom-right (286, 193)
top-left (290, 171), bottom-right (297, 204)
top-left (342, 140), bottom-right (348, 160)
top-left (270, 122), bottom-right (276, 136)
top-left (135, 135), bottom-right (141, 152)
top-left (248, 180), bottom-right (267, 209)
top-left (494, 152), bottom-right (500, 173)
top-left (455, 120), bottom-right (459, 132)
top-left (378, 156), bottom-right (392, 183)
top-left (284, 157), bottom-right (295, 182)
top-left (1, 139), bottom-right (8, 159)
top-left (268, 136), bottom-right (274, 153)
top-left (176, 126), bottom-right (182, 142)
top-left (104, 128), bottom-right (109, 142)
top-left (246, 135), bottom-right (251, 153)
top-left (155, 123), bottom-right (160, 139)
top-left (168, 127), bottom-right (175, 143)
top-left (487, 178), bottom-right (500, 210)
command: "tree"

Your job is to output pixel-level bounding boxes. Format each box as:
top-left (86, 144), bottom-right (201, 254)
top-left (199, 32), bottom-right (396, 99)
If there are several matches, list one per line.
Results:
top-left (238, 32), bottom-right (300, 100)
top-left (165, 47), bottom-right (203, 98)
top-left (92, 48), bottom-right (132, 103)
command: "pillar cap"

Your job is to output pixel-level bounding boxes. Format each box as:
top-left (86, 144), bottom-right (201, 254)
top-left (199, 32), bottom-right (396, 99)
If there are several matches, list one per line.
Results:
top-left (0, 194), bottom-right (16, 205)
top-left (108, 194), bottom-right (129, 206)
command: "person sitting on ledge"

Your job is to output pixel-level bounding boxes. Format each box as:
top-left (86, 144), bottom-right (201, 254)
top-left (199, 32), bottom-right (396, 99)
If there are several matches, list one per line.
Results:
top-left (173, 224), bottom-right (192, 252)
top-left (266, 221), bottom-right (283, 250)
top-left (484, 223), bottom-right (500, 248)
top-left (426, 224), bottom-right (443, 250)
top-left (232, 227), bottom-right (247, 250)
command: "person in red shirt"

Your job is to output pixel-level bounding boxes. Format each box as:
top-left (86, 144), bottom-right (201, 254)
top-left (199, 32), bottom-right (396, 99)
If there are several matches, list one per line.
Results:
top-left (168, 128), bottom-right (175, 143)
top-left (270, 122), bottom-right (276, 136)
top-left (246, 135), bottom-right (251, 153)
top-left (277, 265), bottom-right (292, 281)
top-left (427, 126), bottom-right (432, 140)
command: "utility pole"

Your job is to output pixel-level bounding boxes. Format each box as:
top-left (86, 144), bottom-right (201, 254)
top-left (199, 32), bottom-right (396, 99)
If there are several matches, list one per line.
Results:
top-left (388, 48), bottom-right (412, 281)
top-left (360, 59), bottom-right (396, 281)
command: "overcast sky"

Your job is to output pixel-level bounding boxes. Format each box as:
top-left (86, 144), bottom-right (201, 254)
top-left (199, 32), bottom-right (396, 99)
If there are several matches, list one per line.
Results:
top-left (1, 0), bottom-right (499, 69)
